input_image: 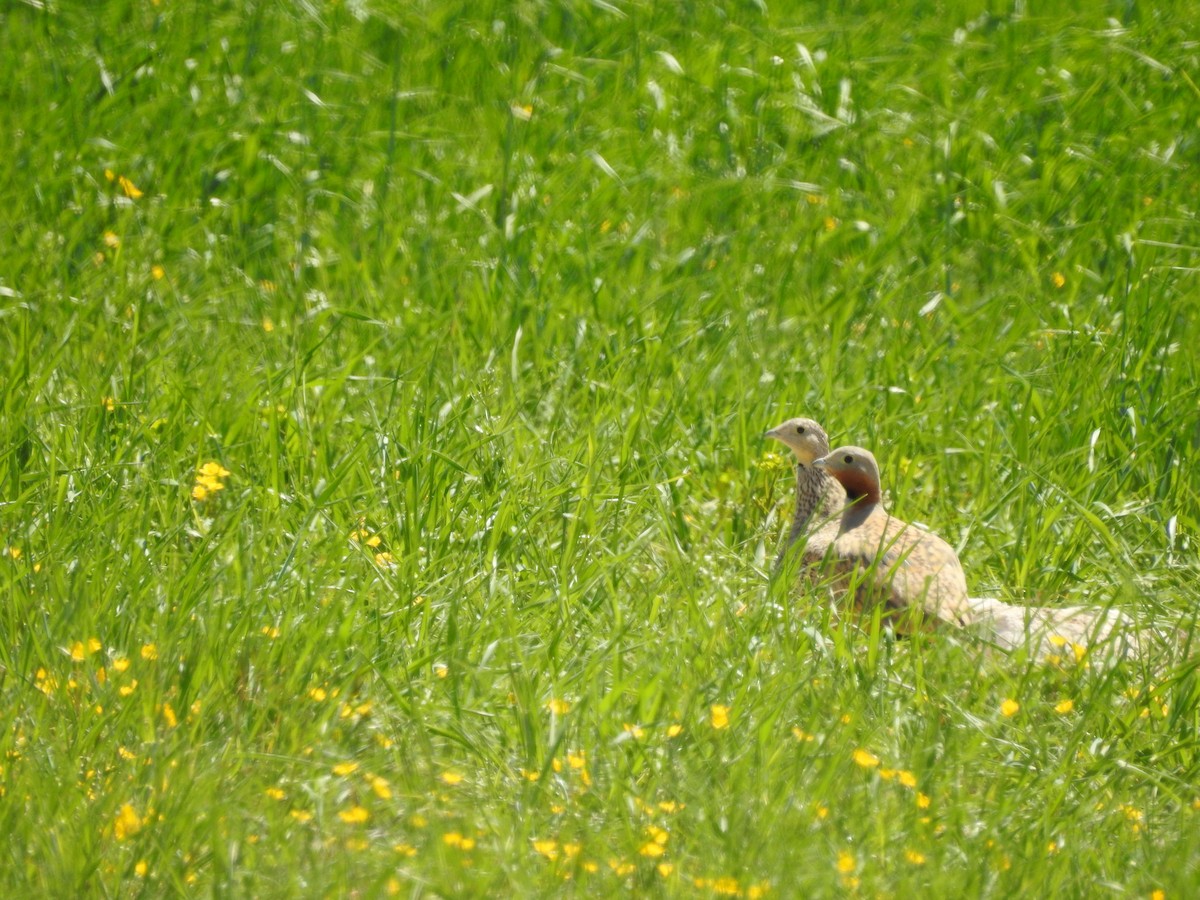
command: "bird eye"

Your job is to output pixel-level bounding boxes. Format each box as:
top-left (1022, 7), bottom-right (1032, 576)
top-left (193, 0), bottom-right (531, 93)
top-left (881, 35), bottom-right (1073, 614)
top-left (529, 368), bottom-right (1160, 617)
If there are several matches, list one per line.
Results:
top-left (843, 454), bottom-right (854, 464)
top-left (795, 426), bottom-right (805, 434)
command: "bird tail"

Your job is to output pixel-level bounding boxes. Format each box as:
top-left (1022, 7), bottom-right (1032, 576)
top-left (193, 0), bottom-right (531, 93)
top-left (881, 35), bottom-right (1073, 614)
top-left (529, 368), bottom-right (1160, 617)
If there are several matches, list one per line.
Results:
top-left (963, 596), bottom-right (1139, 662)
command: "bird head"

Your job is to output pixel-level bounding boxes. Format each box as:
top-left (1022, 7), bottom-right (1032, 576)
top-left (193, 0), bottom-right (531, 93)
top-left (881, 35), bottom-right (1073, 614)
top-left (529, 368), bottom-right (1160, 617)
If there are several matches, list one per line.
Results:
top-left (812, 446), bottom-right (882, 502)
top-left (764, 417), bottom-right (831, 466)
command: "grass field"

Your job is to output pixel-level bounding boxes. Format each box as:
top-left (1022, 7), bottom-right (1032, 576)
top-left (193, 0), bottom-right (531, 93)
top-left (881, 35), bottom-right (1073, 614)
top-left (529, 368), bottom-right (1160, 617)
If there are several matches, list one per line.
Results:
top-left (3, 0), bottom-right (1200, 896)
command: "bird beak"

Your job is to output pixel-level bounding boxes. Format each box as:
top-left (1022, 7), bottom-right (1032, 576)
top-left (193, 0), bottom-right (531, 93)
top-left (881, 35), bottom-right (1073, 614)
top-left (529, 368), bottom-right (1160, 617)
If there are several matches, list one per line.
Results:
top-left (764, 427), bottom-right (781, 440)
top-left (811, 455), bottom-right (829, 469)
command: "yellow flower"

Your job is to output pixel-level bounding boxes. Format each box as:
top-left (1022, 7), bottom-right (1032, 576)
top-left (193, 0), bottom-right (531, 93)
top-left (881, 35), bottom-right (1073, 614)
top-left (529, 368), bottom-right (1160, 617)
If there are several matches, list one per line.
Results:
top-left (160, 702), bottom-right (177, 728)
top-left (852, 748), bottom-right (880, 769)
top-left (905, 849), bottom-right (926, 865)
top-left (134, 860), bottom-right (148, 877)
top-left (1000, 699), bottom-right (1020, 717)
top-left (1121, 804), bottom-right (1144, 823)
top-left (102, 396), bottom-right (116, 412)
top-left (623, 723), bottom-right (644, 739)
top-left (332, 762), bottom-right (359, 777)
top-left (119, 680), bottom-right (138, 697)
top-left (439, 770), bottom-right (464, 785)
top-left (546, 697), bottom-right (571, 715)
top-left (1052, 272), bottom-right (1066, 288)
top-left (566, 751), bottom-right (587, 769)
top-left (898, 770), bottom-right (917, 788)
top-left (290, 810), bottom-right (313, 823)
top-left (1054, 699), bottom-right (1075, 715)
top-left (710, 704), bottom-right (730, 730)
top-left (836, 850), bottom-right (855, 874)
top-left (639, 842), bottom-right (665, 857)
top-left (368, 774), bottom-right (392, 800)
top-left (265, 787), bottom-right (286, 800)
top-left (140, 644), bottom-right (158, 661)
top-left (916, 792), bottom-right (931, 809)
top-left (338, 805), bottom-right (369, 824)
top-left (151, 265), bottom-right (165, 280)
top-left (657, 863), bottom-right (675, 877)
top-left (792, 727), bottom-right (815, 742)
top-left (103, 231), bottom-right (121, 248)
top-left (113, 804), bottom-right (143, 840)
top-left (309, 688), bottom-right (327, 702)
top-left (1151, 890), bottom-right (1165, 900)
top-left (443, 832), bottom-right (475, 850)
top-left (191, 484), bottom-right (209, 502)
top-left (262, 317), bottom-right (275, 333)
top-left (533, 839), bottom-right (559, 859)
top-left (562, 842), bottom-right (581, 858)
top-left (394, 843), bottom-right (417, 857)
top-left (118, 175), bottom-right (144, 199)
top-left (70, 641), bottom-right (88, 662)
top-left (667, 723), bottom-right (683, 738)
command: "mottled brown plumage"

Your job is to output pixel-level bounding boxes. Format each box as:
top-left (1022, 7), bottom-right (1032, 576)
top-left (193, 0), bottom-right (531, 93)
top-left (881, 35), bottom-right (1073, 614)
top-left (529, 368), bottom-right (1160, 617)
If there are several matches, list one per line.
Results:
top-left (765, 417), bottom-right (845, 568)
top-left (814, 446), bottom-right (972, 628)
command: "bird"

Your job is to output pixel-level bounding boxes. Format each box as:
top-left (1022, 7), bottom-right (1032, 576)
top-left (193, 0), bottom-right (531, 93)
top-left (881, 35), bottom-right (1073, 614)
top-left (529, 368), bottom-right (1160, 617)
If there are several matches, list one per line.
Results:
top-left (813, 444), bottom-right (1139, 658)
top-left (812, 445), bottom-right (974, 629)
top-left (764, 417), bottom-right (846, 569)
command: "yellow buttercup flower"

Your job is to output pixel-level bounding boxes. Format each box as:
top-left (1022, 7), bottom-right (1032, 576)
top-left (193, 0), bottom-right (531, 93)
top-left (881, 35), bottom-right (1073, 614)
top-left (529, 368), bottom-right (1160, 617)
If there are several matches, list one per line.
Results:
top-left (852, 748), bottom-right (880, 769)
top-left (338, 805), bottom-right (369, 824)
top-left (710, 704), bottom-right (730, 730)
top-left (113, 804), bottom-right (143, 840)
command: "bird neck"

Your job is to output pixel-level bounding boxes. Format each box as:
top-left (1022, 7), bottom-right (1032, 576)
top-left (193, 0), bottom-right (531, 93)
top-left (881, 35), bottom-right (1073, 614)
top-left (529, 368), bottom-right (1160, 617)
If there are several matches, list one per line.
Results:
top-left (791, 463), bottom-right (840, 531)
top-left (838, 472), bottom-right (881, 505)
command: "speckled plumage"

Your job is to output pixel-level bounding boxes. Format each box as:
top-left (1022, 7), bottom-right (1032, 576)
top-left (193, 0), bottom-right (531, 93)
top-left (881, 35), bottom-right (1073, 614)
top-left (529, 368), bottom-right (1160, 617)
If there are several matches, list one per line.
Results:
top-left (814, 446), bottom-right (972, 628)
top-left (765, 417), bottom-right (846, 569)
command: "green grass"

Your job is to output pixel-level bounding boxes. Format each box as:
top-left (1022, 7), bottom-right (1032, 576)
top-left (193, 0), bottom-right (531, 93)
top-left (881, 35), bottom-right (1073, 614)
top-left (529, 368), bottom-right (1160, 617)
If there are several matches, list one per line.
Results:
top-left (2, 0), bottom-right (1199, 895)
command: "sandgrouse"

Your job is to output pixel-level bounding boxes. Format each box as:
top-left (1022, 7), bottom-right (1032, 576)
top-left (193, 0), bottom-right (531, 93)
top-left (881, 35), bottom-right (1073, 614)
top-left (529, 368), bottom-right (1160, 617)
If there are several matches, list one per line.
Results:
top-left (813, 444), bottom-right (1137, 656)
top-left (813, 446), bottom-right (973, 628)
top-left (764, 417), bottom-right (845, 569)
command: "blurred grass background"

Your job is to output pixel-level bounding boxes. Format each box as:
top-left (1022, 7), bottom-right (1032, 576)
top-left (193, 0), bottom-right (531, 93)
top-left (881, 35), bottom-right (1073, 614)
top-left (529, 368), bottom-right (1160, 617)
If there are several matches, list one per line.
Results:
top-left (2, 0), bottom-right (1198, 895)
